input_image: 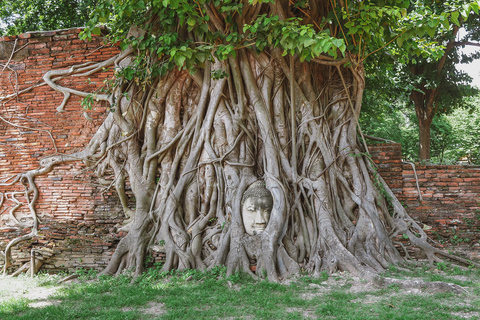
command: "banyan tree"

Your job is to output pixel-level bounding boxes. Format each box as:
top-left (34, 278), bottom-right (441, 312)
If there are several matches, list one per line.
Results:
top-left (2, 0), bottom-right (479, 283)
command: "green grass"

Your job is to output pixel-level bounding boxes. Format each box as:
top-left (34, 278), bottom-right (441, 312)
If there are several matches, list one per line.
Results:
top-left (1, 263), bottom-right (479, 320)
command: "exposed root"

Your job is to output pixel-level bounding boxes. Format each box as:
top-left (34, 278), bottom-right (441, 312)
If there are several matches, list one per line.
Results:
top-left (374, 276), bottom-right (468, 294)
top-left (0, 114), bottom-right (58, 153)
top-left (10, 259), bottom-right (43, 277)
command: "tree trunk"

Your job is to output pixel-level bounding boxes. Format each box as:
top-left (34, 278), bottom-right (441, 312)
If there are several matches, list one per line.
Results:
top-left (411, 87), bottom-right (437, 161)
top-left (418, 116), bottom-right (433, 161)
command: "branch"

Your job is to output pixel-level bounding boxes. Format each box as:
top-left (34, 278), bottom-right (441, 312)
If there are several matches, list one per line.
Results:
top-left (363, 134), bottom-right (397, 144)
top-left (0, 79), bottom-right (48, 103)
top-left (312, 55), bottom-right (349, 66)
top-left (290, 55), bottom-right (297, 180)
top-left (0, 114), bottom-right (58, 153)
top-left (1, 39), bottom-right (29, 73)
top-left (402, 161), bottom-right (423, 202)
top-left (43, 58), bottom-right (115, 112)
top-left (437, 26), bottom-right (460, 77)
top-left (1, 39), bottom-right (17, 72)
top-left (453, 41), bottom-right (480, 48)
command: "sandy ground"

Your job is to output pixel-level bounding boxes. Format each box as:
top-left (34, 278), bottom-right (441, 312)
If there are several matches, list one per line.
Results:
top-left (0, 275), bottom-right (63, 308)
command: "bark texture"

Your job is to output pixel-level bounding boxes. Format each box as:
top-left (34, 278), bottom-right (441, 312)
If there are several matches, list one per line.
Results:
top-left (411, 88), bottom-right (435, 161)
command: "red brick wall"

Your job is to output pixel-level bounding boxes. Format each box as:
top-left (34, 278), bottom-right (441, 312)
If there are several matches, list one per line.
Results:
top-left (0, 28), bottom-right (128, 272)
top-left (369, 143), bottom-right (480, 260)
top-left (368, 143), bottom-right (403, 193)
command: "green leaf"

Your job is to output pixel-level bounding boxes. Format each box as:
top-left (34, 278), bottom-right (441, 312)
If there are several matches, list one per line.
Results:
top-left (119, 41), bottom-right (129, 51)
top-left (426, 26), bottom-right (435, 38)
top-left (332, 38), bottom-right (344, 49)
top-left (441, 16), bottom-right (450, 29)
top-left (303, 38), bottom-right (316, 47)
top-left (427, 18), bottom-right (437, 28)
top-left (92, 26), bottom-right (101, 36)
top-left (175, 55), bottom-right (186, 67)
top-left (451, 11), bottom-right (460, 26)
top-left (462, 4), bottom-right (471, 19)
top-left (471, 2), bottom-right (479, 14)
top-left (396, 36), bottom-right (404, 47)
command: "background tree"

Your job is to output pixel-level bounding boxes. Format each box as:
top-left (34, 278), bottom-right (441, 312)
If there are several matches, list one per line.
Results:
top-left (360, 100), bottom-right (463, 164)
top-left (445, 96), bottom-right (480, 163)
top-left (0, 0), bottom-right (97, 36)
top-left (362, 0), bottom-right (479, 161)
top-left (2, 0), bottom-right (479, 285)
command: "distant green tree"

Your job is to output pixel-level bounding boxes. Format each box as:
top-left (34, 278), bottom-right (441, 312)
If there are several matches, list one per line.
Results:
top-left (362, 0), bottom-right (480, 161)
top-left (445, 97), bottom-right (480, 163)
top-left (361, 93), bottom-right (480, 164)
top-left (0, 0), bottom-right (97, 36)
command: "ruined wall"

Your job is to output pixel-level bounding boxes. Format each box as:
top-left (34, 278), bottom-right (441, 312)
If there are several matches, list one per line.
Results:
top-left (370, 143), bottom-right (480, 261)
top-left (0, 28), bottom-right (142, 273)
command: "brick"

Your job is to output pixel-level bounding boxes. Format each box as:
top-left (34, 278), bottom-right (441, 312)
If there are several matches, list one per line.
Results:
top-left (18, 33), bottom-right (31, 39)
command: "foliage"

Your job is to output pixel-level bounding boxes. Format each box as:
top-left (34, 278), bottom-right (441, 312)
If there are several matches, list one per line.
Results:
top-left (0, 0), bottom-right (98, 36)
top-left (360, 94), bottom-right (480, 164)
top-left (444, 97), bottom-right (480, 163)
top-left (78, 0), bottom-right (480, 83)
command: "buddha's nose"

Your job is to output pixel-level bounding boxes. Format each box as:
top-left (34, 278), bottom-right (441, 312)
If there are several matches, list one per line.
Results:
top-left (254, 210), bottom-right (267, 224)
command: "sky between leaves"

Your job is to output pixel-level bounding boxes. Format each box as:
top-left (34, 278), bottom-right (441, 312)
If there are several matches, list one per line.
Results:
top-left (458, 28), bottom-right (480, 88)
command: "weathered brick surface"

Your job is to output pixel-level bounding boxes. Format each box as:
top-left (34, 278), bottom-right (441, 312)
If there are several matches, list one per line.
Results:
top-left (368, 143), bottom-right (403, 193)
top-left (369, 144), bottom-right (480, 260)
top-left (0, 28), bottom-right (130, 273)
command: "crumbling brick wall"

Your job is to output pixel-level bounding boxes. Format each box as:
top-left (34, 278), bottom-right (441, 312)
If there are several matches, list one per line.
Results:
top-left (370, 143), bottom-right (480, 261)
top-left (0, 28), bottom-right (141, 273)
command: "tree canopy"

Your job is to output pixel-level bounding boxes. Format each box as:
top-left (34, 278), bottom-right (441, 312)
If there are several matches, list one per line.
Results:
top-left (81, 0), bottom-right (479, 73)
top-left (0, 0), bottom-right (97, 36)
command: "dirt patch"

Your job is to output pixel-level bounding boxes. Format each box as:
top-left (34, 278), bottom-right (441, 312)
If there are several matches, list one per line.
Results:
top-left (286, 307), bottom-right (316, 319)
top-left (0, 275), bottom-right (63, 308)
top-left (139, 301), bottom-right (167, 316)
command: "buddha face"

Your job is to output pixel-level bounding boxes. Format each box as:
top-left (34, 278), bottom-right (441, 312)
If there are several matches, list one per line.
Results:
top-left (241, 196), bottom-right (272, 236)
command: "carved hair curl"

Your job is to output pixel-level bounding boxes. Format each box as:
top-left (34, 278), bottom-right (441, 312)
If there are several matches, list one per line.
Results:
top-left (241, 180), bottom-right (273, 207)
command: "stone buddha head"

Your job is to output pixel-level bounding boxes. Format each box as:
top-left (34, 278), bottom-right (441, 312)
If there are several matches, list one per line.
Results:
top-left (241, 181), bottom-right (273, 235)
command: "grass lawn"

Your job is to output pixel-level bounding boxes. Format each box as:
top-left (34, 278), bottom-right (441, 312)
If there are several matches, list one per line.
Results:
top-left (0, 263), bottom-right (479, 319)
